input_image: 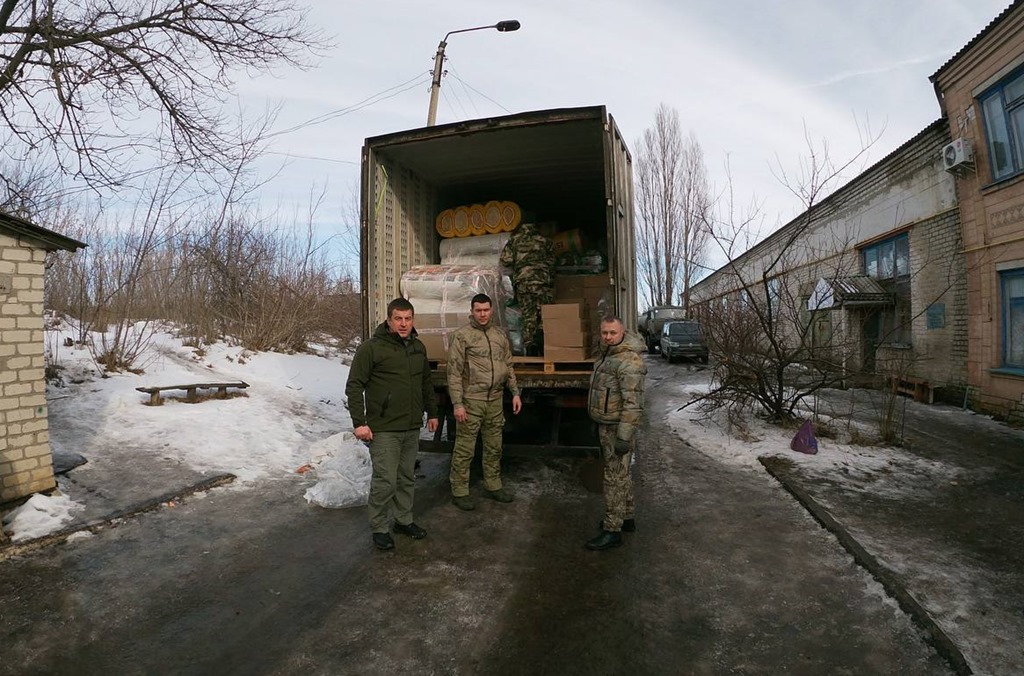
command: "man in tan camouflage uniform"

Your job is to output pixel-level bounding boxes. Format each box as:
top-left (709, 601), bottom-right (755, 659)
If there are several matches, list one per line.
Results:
top-left (446, 293), bottom-right (523, 510)
top-left (585, 315), bottom-right (646, 550)
top-left (499, 221), bottom-right (555, 352)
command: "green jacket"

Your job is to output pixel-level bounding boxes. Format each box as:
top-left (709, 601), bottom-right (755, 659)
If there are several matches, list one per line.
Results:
top-left (447, 318), bottom-right (520, 406)
top-left (588, 331), bottom-right (646, 442)
top-left (345, 322), bottom-right (438, 432)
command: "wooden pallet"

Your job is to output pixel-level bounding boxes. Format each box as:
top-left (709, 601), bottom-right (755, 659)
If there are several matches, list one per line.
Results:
top-left (511, 356), bottom-right (595, 374)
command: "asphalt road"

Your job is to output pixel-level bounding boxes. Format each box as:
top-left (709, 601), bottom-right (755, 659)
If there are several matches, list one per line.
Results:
top-left (0, 358), bottom-right (953, 675)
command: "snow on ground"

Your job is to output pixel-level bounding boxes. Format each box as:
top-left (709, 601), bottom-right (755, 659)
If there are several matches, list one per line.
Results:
top-left (1, 490), bottom-right (83, 542)
top-left (665, 378), bottom-right (965, 497)
top-left (3, 319), bottom-right (359, 542)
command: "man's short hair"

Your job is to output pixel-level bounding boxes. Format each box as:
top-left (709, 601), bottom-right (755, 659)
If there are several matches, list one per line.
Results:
top-left (387, 297), bottom-right (414, 317)
top-left (600, 315), bottom-right (624, 326)
top-left (471, 293), bottom-right (492, 308)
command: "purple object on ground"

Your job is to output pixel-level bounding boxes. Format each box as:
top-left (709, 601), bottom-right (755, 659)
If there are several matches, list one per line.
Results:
top-left (790, 419), bottom-right (819, 455)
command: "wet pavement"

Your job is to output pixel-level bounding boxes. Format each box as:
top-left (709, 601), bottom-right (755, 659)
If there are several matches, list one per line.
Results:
top-left (762, 386), bottom-right (1024, 676)
top-left (0, 359), bottom-right (1021, 674)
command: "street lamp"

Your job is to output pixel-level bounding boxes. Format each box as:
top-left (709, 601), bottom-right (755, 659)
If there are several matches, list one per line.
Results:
top-left (426, 20), bottom-right (521, 127)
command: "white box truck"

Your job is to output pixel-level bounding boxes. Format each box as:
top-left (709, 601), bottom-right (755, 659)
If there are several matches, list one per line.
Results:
top-left (360, 106), bottom-right (636, 454)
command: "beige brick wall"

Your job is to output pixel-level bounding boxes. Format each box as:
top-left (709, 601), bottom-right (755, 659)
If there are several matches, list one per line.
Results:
top-left (0, 233), bottom-right (54, 502)
top-left (934, 6), bottom-right (1024, 422)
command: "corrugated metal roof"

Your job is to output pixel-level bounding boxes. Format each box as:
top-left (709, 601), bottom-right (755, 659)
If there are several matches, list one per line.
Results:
top-left (0, 212), bottom-right (86, 252)
top-left (930, 0), bottom-right (1023, 82)
top-left (830, 275), bottom-right (891, 306)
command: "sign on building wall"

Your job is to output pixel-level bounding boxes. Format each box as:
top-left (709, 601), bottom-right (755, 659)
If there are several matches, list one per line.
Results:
top-left (927, 303), bottom-right (946, 329)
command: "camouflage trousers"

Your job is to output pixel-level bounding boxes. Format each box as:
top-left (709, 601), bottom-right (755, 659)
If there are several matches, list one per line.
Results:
top-left (598, 424), bottom-right (635, 532)
top-left (517, 283), bottom-right (553, 346)
top-left (450, 397), bottom-right (505, 496)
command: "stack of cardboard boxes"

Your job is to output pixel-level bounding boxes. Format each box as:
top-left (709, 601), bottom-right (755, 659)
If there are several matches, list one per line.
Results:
top-left (541, 300), bottom-right (589, 360)
top-left (553, 273), bottom-right (609, 338)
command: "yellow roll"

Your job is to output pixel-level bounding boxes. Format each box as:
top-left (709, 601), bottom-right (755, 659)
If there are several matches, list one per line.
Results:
top-left (435, 208), bottom-right (455, 238)
top-left (469, 204), bottom-right (487, 236)
top-left (500, 201), bottom-right (521, 232)
top-left (452, 205), bottom-right (472, 237)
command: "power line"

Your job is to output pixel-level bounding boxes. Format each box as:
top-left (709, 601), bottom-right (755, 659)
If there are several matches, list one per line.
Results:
top-left (447, 71), bottom-right (512, 114)
top-left (448, 65), bottom-right (481, 118)
top-left (267, 73), bottom-right (431, 138)
top-left (265, 151), bottom-right (359, 165)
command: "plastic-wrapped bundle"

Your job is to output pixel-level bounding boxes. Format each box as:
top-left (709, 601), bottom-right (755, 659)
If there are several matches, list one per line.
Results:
top-left (439, 232), bottom-right (511, 266)
top-left (402, 264), bottom-right (513, 322)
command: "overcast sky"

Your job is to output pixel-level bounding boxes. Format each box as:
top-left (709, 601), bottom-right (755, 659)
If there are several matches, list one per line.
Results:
top-left (231, 0), bottom-right (1011, 261)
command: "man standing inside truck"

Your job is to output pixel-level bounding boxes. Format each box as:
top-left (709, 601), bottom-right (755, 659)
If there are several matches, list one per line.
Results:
top-left (585, 315), bottom-right (646, 551)
top-left (446, 293), bottom-right (523, 510)
top-left (346, 297), bottom-right (439, 551)
top-left (500, 220), bottom-right (555, 354)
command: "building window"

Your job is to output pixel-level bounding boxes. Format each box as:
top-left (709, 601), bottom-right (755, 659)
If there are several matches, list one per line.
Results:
top-left (1003, 268), bottom-right (1024, 368)
top-left (979, 67), bottom-right (1024, 181)
top-left (862, 233), bottom-right (910, 345)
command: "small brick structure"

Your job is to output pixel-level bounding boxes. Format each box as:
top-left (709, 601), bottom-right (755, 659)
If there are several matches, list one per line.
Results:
top-left (0, 212), bottom-right (85, 504)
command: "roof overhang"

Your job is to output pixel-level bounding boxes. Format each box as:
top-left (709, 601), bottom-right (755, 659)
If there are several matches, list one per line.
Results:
top-left (0, 211), bottom-right (86, 252)
top-left (807, 275), bottom-right (892, 310)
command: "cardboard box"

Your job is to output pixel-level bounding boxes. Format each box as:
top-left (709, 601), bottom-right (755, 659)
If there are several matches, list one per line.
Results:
top-left (543, 345), bottom-right (589, 361)
top-left (415, 313), bottom-right (466, 361)
top-left (419, 333), bottom-right (452, 361)
top-left (415, 312), bottom-right (467, 331)
top-left (555, 274), bottom-right (608, 300)
top-left (541, 301), bottom-right (587, 323)
top-left (544, 317), bottom-right (590, 347)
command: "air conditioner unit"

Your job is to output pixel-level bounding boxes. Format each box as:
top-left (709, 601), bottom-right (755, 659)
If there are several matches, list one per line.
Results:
top-left (942, 138), bottom-right (973, 171)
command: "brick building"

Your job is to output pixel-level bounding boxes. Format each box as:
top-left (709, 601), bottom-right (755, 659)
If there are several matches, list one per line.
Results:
top-left (0, 212), bottom-right (85, 504)
top-left (930, 0), bottom-right (1024, 423)
top-left (689, 123), bottom-right (968, 400)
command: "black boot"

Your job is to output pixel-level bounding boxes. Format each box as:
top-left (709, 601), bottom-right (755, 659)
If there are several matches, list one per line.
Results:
top-left (585, 530), bottom-right (622, 551)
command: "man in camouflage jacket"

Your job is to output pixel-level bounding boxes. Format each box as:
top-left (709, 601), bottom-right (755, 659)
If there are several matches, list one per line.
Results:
top-left (499, 221), bottom-right (555, 350)
top-left (585, 315), bottom-right (646, 551)
top-left (446, 294), bottom-right (522, 510)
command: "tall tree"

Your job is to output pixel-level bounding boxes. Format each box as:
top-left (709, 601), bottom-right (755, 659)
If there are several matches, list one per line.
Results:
top-left (634, 103), bottom-right (712, 310)
top-left (0, 0), bottom-right (325, 191)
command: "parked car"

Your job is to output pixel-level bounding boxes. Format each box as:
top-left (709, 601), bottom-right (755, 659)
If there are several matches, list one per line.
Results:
top-left (638, 305), bottom-right (688, 353)
top-left (659, 320), bottom-right (708, 363)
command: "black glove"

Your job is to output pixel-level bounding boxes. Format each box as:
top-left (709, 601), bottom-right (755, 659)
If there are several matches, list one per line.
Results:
top-left (614, 438), bottom-right (632, 456)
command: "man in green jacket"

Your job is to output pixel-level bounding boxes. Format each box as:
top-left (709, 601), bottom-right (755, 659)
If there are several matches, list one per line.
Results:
top-left (446, 293), bottom-right (522, 510)
top-left (346, 297), bottom-right (439, 551)
top-left (585, 315), bottom-right (646, 551)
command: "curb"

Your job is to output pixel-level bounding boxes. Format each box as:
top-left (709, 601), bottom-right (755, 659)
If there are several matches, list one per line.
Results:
top-left (759, 456), bottom-right (972, 676)
top-left (0, 473), bottom-right (236, 562)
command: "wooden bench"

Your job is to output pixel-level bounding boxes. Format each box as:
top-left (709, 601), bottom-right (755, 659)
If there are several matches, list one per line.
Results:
top-left (136, 381), bottom-right (250, 406)
top-left (890, 376), bottom-right (933, 404)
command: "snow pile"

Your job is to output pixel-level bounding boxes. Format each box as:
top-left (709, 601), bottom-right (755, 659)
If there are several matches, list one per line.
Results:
top-left (2, 492), bottom-right (83, 542)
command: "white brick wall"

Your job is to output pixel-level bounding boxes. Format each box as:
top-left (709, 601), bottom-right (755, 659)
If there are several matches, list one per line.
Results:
top-left (0, 233), bottom-right (54, 502)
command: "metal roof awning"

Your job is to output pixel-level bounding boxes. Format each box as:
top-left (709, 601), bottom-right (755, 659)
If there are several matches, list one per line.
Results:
top-left (807, 275), bottom-right (892, 310)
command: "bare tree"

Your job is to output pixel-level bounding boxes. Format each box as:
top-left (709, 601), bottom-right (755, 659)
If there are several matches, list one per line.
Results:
top-left (691, 127), bottom-right (879, 424)
top-left (634, 104), bottom-right (712, 310)
top-left (0, 0), bottom-right (326, 188)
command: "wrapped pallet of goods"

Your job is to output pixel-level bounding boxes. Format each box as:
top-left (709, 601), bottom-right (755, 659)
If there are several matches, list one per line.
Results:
top-left (401, 264), bottom-right (513, 360)
top-left (439, 232), bottom-right (512, 267)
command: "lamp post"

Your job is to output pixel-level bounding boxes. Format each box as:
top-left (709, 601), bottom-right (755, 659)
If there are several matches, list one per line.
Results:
top-left (426, 20), bottom-right (520, 127)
